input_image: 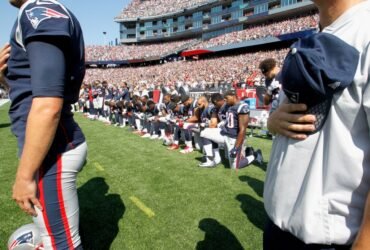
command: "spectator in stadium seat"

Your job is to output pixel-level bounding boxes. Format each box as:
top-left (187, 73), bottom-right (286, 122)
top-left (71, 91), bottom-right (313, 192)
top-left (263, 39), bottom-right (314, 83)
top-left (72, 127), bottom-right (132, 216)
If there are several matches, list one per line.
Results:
top-left (263, 0), bottom-right (370, 249)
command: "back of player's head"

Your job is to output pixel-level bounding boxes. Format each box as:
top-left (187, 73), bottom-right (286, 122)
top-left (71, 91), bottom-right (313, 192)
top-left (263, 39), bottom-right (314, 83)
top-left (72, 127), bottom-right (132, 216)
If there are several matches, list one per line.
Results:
top-left (170, 94), bottom-right (181, 103)
top-left (116, 101), bottom-right (124, 109)
top-left (211, 93), bottom-right (224, 104)
top-left (180, 95), bottom-right (190, 104)
top-left (167, 102), bottom-right (177, 111)
top-left (259, 58), bottom-right (277, 74)
top-left (147, 100), bottom-right (155, 107)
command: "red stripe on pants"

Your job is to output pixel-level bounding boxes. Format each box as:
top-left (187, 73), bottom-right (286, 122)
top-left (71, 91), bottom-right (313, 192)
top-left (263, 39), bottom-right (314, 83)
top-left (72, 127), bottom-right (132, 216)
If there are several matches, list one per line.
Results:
top-left (56, 154), bottom-right (74, 249)
top-left (38, 167), bottom-right (57, 249)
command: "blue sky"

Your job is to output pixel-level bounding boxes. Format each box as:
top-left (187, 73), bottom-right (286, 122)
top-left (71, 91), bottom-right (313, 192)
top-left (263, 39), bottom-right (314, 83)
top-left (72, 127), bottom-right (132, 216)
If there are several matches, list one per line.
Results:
top-left (0, 0), bottom-right (131, 46)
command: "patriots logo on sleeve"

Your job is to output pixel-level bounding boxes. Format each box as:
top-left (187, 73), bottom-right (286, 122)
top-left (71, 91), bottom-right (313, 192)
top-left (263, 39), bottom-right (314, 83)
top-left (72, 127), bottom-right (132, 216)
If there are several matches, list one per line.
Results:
top-left (25, 7), bottom-right (69, 29)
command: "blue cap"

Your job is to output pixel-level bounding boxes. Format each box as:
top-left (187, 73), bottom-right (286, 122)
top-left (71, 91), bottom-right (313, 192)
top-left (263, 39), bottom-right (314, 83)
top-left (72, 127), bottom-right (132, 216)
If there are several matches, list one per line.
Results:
top-left (281, 32), bottom-right (359, 133)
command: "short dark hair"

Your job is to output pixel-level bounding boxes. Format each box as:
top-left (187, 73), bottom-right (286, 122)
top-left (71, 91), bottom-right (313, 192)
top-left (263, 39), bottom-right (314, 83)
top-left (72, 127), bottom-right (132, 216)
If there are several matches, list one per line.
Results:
top-left (180, 95), bottom-right (190, 104)
top-left (170, 94), bottom-right (181, 103)
top-left (167, 102), bottom-right (177, 111)
top-left (211, 93), bottom-right (223, 103)
top-left (147, 100), bottom-right (155, 107)
top-left (259, 58), bottom-right (277, 74)
top-left (224, 90), bottom-right (236, 97)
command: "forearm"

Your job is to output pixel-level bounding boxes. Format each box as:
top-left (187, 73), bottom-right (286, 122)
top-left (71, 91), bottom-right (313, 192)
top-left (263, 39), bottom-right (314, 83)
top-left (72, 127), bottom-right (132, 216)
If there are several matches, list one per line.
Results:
top-left (17, 98), bottom-right (63, 180)
top-left (352, 191), bottom-right (370, 250)
top-left (186, 116), bottom-right (199, 123)
top-left (235, 128), bottom-right (246, 148)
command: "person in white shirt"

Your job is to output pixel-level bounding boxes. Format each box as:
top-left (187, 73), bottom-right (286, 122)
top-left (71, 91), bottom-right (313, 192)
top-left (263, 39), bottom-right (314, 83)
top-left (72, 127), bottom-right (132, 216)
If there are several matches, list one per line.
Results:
top-left (263, 1), bottom-right (370, 249)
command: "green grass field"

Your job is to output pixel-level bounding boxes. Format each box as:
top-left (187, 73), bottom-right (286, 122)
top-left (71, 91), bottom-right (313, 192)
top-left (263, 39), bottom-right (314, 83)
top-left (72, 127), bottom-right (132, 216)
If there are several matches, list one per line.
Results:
top-left (0, 102), bottom-right (272, 250)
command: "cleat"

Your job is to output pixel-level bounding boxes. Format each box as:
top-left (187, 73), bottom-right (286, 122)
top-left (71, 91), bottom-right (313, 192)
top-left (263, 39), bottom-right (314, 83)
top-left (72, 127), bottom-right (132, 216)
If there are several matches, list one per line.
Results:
top-left (168, 144), bottom-right (179, 150)
top-left (141, 133), bottom-right (151, 138)
top-left (254, 149), bottom-right (264, 165)
top-left (245, 147), bottom-right (255, 157)
top-left (180, 146), bottom-right (194, 154)
top-left (199, 161), bottom-right (217, 168)
top-left (150, 134), bottom-right (159, 140)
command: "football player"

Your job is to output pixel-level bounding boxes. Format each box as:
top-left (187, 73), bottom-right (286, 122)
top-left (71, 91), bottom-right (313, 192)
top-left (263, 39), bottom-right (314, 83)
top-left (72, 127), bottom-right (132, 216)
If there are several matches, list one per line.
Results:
top-left (178, 95), bottom-right (198, 153)
top-left (5, 0), bottom-right (87, 249)
top-left (198, 93), bottom-right (227, 167)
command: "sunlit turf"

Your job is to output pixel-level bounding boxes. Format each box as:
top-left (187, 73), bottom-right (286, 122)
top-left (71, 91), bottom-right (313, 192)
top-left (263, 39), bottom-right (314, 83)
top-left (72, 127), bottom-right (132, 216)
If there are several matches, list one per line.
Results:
top-left (0, 103), bottom-right (272, 250)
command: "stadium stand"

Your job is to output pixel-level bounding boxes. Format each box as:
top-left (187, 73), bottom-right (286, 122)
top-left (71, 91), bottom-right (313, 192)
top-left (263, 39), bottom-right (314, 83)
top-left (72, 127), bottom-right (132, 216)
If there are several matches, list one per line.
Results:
top-left (80, 0), bottom-right (319, 169)
top-left (117, 0), bottom-right (214, 19)
top-left (189, 13), bottom-right (318, 49)
top-left (85, 39), bottom-right (198, 61)
top-left (84, 49), bottom-right (288, 88)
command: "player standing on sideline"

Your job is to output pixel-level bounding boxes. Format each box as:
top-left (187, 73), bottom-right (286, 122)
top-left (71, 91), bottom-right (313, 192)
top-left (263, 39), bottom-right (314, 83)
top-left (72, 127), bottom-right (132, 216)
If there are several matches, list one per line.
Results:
top-left (4, 0), bottom-right (87, 249)
top-left (259, 58), bottom-right (281, 113)
top-left (263, 0), bottom-right (370, 249)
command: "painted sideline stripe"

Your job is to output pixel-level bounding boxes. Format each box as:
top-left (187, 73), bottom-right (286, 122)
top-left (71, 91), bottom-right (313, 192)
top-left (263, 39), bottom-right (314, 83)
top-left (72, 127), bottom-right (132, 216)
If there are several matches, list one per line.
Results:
top-left (94, 162), bottom-right (105, 171)
top-left (130, 196), bottom-right (155, 218)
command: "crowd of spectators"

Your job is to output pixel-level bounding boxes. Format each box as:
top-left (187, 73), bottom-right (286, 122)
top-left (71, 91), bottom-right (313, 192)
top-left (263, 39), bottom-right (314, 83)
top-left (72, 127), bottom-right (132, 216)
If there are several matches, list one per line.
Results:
top-left (85, 39), bottom-right (197, 61)
top-left (84, 49), bottom-right (288, 91)
top-left (117, 0), bottom-right (213, 19)
top-left (85, 14), bottom-right (317, 62)
top-left (190, 14), bottom-right (319, 50)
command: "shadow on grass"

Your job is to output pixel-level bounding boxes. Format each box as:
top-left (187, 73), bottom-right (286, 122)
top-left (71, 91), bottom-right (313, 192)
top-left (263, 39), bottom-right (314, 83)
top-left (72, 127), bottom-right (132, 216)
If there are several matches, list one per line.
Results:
top-left (236, 194), bottom-right (267, 231)
top-left (239, 176), bottom-right (264, 197)
top-left (219, 149), bottom-right (232, 169)
top-left (196, 218), bottom-right (244, 250)
top-left (78, 177), bottom-right (125, 250)
top-left (0, 123), bottom-right (11, 129)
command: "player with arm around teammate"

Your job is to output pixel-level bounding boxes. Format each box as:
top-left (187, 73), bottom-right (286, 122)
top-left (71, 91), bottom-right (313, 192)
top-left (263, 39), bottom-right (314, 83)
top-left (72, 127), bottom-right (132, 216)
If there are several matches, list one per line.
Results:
top-left (201, 90), bottom-right (262, 169)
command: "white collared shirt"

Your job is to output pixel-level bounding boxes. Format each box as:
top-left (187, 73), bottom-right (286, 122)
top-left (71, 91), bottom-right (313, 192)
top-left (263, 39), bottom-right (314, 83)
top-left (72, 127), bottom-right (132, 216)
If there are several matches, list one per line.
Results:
top-left (264, 1), bottom-right (370, 245)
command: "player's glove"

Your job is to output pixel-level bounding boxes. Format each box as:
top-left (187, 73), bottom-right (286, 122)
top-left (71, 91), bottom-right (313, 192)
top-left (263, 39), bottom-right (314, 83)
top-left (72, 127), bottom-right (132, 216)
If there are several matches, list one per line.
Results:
top-left (229, 147), bottom-right (241, 159)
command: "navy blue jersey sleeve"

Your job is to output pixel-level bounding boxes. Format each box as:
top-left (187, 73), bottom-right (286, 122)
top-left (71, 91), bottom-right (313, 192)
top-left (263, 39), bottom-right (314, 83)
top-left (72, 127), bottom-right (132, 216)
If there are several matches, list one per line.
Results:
top-left (19, 1), bottom-right (72, 43)
top-left (237, 103), bottom-right (250, 115)
top-left (26, 40), bottom-right (65, 98)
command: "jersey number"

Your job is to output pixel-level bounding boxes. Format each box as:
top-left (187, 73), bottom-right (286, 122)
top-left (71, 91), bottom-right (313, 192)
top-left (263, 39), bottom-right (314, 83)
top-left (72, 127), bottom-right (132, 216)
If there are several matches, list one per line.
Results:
top-left (227, 113), bottom-right (235, 128)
